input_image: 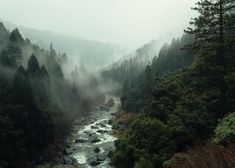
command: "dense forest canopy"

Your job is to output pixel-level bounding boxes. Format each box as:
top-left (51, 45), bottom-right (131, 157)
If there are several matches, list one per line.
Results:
top-left (108, 0), bottom-right (235, 168)
top-left (0, 0), bottom-right (234, 168)
top-left (0, 23), bottom-right (104, 167)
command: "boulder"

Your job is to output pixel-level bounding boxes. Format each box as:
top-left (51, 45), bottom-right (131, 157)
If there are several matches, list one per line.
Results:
top-left (65, 148), bottom-right (73, 155)
top-left (75, 138), bottom-right (88, 143)
top-left (99, 123), bottom-right (107, 128)
top-left (89, 160), bottom-right (101, 166)
top-left (64, 156), bottom-right (73, 165)
top-left (97, 129), bottom-right (109, 134)
top-left (91, 137), bottom-right (101, 143)
top-left (94, 147), bottom-right (100, 153)
top-left (97, 156), bottom-right (106, 162)
top-left (91, 125), bottom-right (98, 129)
top-left (99, 105), bottom-right (109, 111)
top-left (108, 119), bottom-right (112, 124)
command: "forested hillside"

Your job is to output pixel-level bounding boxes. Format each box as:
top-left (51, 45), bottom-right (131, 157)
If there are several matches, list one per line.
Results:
top-left (110, 0), bottom-right (235, 167)
top-left (1, 20), bottom-right (125, 72)
top-left (0, 23), bottom-right (103, 167)
top-left (101, 40), bottom-right (163, 94)
top-left (0, 0), bottom-right (234, 168)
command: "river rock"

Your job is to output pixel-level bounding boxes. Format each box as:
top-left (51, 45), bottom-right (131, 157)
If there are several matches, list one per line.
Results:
top-left (64, 156), bottom-right (76, 165)
top-left (88, 156), bottom-right (102, 166)
top-left (89, 160), bottom-right (101, 166)
top-left (83, 130), bottom-right (90, 134)
top-left (75, 138), bottom-right (88, 143)
top-left (97, 129), bottom-right (109, 134)
top-left (108, 119), bottom-right (112, 124)
top-left (64, 156), bottom-right (73, 165)
top-left (96, 155), bottom-right (106, 162)
top-left (99, 105), bottom-right (109, 111)
top-left (90, 137), bottom-right (101, 143)
top-left (99, 122), bottom-right (107, 128)
top-left (94, 147), bottom-right (100, 153)
top-left (111, 112), bottom-right (117, 116)
top-left (65, 148), bottom-right (73, 155)
top-left (91, 125), bottom-right (98, 129)
top-left (78, 133), bottom-right (89, 139)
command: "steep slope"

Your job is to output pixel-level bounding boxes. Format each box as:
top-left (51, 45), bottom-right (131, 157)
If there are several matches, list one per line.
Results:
top-left (1, 20), bottom-right (125, 71)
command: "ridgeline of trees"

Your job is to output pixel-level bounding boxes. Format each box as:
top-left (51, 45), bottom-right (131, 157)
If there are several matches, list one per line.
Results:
top-left (0, 23), bottom-right (103, 167)
top-left (101, 40), bottom-right (159, 94)
top-left (109, 0), bottom-right (235, 167)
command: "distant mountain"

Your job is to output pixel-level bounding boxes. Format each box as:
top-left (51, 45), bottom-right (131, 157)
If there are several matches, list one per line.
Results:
top-left (1, 20), bottom-right (126, 72)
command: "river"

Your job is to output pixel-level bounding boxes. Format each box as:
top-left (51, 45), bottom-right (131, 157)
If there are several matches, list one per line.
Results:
top-left (65, 97), bottom-right (120, 168)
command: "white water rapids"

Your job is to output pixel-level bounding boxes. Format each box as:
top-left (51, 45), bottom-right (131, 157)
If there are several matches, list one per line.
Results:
top-left (66, 98), bottom-right (120, 168)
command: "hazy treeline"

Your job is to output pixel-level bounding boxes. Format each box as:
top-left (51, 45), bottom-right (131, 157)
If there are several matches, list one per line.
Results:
top-left (107, 0), bottom-right (235, 167)
top-left (100, 40), bottom-right (160, 94)
top-left (0, 22), bottom-right (104, 167)
top-left (2, 20), bottom-right (125, 72)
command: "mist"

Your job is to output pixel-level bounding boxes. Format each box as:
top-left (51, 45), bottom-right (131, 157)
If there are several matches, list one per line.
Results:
top-left (2, 0), bottom-right (232, 167)
top-left (0, 0), bottom-right (197, 50)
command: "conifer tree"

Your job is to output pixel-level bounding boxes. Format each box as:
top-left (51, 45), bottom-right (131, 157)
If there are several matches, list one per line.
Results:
top-left (185, 0), bottom-right (235, 119)
top-left (27, 54), bottom-right (40, 76)
top-left (7, 29), bottom-right (23, 68)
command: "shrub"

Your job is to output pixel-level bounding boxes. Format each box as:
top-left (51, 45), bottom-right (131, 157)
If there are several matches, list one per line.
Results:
top-left (213, 112), bottom-right (235, 144)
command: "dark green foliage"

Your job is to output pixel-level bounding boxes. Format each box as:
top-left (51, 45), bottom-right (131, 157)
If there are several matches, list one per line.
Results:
top-left (213, 112), bottom-right (235, 144)
top-left (112, 117), bottom-right (175, 168)
top-left (28, 54), bottom-right (40, 76)
top-left (27, 54), bottom-right (51, 106)
top-left (134, 157), bottom-right (154, 168)
top-left (0, 65), bottom-right (54, 167)
top-left (101, 40), bottom-right (158, 95)
top-left (0, 23), bottom-right (9, 51)
top-left (0, 49), bottom-right (11, 67)
top-left (0, 24), bottom-right (102, 167)
top-left (9, 29), bottom-right (23, 43)
top-left (152, 34), bottom-right (194, 74)
top-left (6, 29), bottom-right (23, 68)
top-left (121, 34), bottom-right (194, 113)
top-left (112, 1), bottom-right (235, 167)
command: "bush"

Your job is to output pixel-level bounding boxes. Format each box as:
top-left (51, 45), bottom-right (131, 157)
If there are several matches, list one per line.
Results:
top-left (213, 112), bottom-right (235, 144)
top-left (134, 157), bottom-right (153, 168)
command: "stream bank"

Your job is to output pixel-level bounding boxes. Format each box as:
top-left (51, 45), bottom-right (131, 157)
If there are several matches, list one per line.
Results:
top-left (64, 97), bottom-right (120, 168)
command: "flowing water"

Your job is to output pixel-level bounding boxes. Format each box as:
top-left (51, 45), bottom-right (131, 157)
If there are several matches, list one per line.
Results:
top-left (66, 98), bottom-right (120, 168)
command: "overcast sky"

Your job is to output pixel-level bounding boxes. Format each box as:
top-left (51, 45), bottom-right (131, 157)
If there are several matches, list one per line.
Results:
top-left (0, 0), bottom-right (196, 49)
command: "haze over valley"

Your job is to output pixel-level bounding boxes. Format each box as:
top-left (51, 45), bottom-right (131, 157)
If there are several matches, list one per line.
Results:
top-left (0, 0), bottom-right (234, 168)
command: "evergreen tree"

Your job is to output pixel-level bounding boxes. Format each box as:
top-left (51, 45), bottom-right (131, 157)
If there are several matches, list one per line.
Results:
top-left (27, 54), bottom-right (40, 77)
top-left (13, 66), bottom-right (33, 105)
top-left (27, 54), bottom-right (51, 106)
top-left (6, 29), bottom-right (23, 68)
top-left (0, 49), bottom-right (10, 67)
top-left (185, 0), bottom-right (235, 119)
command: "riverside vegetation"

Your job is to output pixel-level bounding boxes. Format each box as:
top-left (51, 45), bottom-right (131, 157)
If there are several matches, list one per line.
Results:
top-left (101, 0), bottom-right (235, 167)
top-left (0, 23), bottom-right (103, 167)
top-left (0, 0), bottom-right (234, 168)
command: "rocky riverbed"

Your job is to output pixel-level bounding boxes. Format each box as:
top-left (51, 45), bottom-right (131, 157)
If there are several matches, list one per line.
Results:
top-left (65, 97), bottom-right (120, 168)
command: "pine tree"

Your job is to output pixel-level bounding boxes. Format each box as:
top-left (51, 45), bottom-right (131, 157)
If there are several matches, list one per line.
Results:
top-left (13, 66), bottom-right (34, 106)
top-left (7, 29), bottom-right (23, 68)
top-left (185, 0), bottom-right (235, 119)
top-left (185, 0), bottom-right (235, 55)
top-left (0, 49), bottom-right (10, 67)
top-left (39, 65), bottom-right (51, 106)
top-left (27, 54), bottom-right (40, 76)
